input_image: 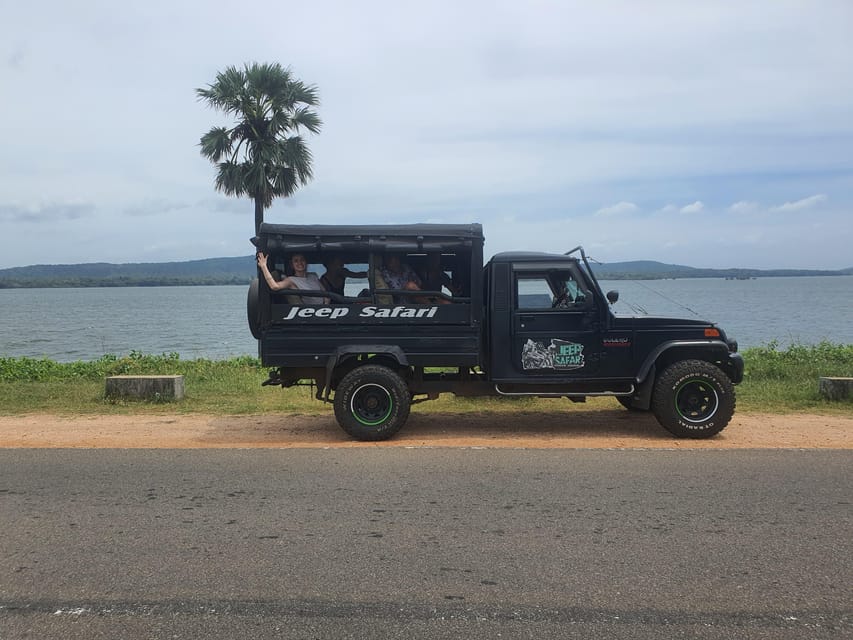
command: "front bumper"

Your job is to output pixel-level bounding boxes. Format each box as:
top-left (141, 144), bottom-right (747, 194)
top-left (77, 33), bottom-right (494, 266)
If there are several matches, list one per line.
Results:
top-left (728, 352), bottom-right (745, 384)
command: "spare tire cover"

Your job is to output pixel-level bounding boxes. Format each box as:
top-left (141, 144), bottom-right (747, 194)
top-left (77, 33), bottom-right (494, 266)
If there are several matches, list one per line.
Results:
top-left (247, 278), bottom-right (262, 339)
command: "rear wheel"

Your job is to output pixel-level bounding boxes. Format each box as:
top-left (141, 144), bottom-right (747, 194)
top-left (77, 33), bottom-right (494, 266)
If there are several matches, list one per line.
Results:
top-left (333, 365), bottom-right (411, 441)
top-left (652, 360), bottom-right (735, 438)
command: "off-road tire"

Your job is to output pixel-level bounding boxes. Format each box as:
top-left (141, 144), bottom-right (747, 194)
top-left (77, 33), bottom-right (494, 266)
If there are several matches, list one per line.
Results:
top-left (652, 360), bottom-right (735, 438)
top-left (334, 365), bottom-right (411, 441)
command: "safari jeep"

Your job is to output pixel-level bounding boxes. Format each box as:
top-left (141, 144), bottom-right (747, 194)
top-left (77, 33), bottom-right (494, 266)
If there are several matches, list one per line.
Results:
top-left (247, 223), bottom-right (744, 441)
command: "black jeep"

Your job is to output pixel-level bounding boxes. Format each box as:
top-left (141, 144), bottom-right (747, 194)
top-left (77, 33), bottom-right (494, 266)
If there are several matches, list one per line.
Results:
top-left (248, 223), bottom-right (743, 441)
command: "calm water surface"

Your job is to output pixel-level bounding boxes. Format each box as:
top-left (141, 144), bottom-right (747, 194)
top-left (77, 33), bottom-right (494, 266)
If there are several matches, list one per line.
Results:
top-left (603, 275), bottom-right (853, 349)
top-left (0, 276), bottom-right (851, 362)
top-left (0, 286), bottom-right (254, 362)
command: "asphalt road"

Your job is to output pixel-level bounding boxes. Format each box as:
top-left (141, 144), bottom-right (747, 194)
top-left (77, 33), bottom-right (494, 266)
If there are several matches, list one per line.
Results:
top-left (1, 449), bottom-right (850, 639)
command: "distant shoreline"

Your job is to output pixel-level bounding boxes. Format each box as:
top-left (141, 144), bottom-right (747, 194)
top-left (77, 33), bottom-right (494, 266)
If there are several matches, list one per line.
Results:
top-left (0, 278), bottom-right (252, 289)
top-left (0, 253), bottom-right (850, 289)
top-left (2, 272), bottom-right (852, 289)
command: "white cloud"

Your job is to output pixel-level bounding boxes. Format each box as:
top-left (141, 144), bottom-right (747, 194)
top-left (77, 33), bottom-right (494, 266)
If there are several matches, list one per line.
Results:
top-left (729, 201), bottom-right (760, 214)
top-left (680, 201), bottom-right (705, 214)
top-left (772, 194), bottom-right (828, 212)
top-left (594, 201), bottom-right (639, 217)
top-left (0, 200), bottom-right (96, 223)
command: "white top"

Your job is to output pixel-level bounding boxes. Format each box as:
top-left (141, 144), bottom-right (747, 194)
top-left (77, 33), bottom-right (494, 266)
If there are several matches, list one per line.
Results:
top-left (289, 272), bottom-right (325, 304)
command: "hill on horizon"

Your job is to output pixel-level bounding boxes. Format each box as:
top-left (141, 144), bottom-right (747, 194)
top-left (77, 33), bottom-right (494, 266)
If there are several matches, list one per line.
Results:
top-left (0, 256), bottom-right (850, 288)
top-left (0, 256), bottom-right (256, 288)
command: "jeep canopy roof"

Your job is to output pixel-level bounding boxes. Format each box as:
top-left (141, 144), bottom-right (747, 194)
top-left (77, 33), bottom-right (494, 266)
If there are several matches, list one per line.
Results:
top-left (253, 222), bottom-right (484, 255)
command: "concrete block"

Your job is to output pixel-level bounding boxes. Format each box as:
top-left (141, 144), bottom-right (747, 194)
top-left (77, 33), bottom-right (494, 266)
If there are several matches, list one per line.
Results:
top-left (818, 377), bottom-right (853, 401)
top-left (105, 375), bottom-right (185, 401)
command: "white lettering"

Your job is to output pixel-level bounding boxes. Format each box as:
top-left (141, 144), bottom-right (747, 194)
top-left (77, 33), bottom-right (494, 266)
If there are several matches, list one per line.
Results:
top-left (413, 307), bottom-right (439, 318)
top-left (282, 306), bottom-right (351, 321)
top-left (357, 305), bottom-right (441, 319)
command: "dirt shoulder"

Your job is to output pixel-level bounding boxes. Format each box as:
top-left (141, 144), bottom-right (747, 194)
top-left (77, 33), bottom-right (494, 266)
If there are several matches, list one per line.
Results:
top-left (0, 410), bottom-right (851, 449)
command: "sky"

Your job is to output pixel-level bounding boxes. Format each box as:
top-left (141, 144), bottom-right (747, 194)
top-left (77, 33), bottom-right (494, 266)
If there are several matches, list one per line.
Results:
top-left (1, 0), bottom-right (852, 271)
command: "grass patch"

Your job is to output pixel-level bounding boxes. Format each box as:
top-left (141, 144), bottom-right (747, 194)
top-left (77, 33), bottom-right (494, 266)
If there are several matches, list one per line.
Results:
top-left (736, 341), bottom-right (853, 413)
top-left (1, 342), bottom-right (850, 416)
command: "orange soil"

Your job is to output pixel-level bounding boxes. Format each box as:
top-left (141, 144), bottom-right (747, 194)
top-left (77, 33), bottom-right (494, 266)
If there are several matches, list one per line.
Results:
top-left (0, 411), bottom-right (850, 449)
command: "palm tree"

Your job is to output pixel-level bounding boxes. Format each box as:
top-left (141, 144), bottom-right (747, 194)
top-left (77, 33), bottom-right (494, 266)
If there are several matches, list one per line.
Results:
top-left (197, 63), bottom-right (322, 234)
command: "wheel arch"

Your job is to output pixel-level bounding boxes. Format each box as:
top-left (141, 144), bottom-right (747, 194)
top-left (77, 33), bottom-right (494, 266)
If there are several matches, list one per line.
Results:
top-left (637, 341), bottom-right (732, 384)
top-left (323, 346), bottom-right (410, 400)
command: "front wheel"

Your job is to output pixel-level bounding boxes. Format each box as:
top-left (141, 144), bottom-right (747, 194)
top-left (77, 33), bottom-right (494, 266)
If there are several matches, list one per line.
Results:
top-left (333, 365), bottom-right (411, 441)
top-left (652, 360), bottom-right (735, 438)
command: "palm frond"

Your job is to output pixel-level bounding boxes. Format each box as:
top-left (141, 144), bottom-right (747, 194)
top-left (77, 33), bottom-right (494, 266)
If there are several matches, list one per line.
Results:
top-left (267, 164), bottom-right (295, 198)
top-left (199, 127), bottom-right (232, 162)
top-left (214, 162), bottom-right (247, 197)
top-left (279, 136), bottom-right (314, 185)
top-left (288, 80), bottom-right (321, 107)
top-left (290, 107), bottom-right (322, 135)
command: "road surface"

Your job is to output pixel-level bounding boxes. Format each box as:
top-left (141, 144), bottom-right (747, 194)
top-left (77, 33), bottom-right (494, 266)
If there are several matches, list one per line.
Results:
top-left (1, 448), bottom-right (850, 639)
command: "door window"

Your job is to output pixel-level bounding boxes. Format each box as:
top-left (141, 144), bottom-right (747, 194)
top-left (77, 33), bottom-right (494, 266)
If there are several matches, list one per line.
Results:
top-left (516, 271), bottom-right (590, 310)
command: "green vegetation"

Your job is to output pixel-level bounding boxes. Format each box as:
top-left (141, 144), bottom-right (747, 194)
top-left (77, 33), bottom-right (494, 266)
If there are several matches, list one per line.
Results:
top-left (0, 343), bottom-right (850, 416)
top-left (0, 352), bottom-right (282, 415)
top-left (736, 341), bottom-right (853, 412)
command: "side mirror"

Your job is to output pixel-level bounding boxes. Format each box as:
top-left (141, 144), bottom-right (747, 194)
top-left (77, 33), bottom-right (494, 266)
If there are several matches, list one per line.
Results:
top-left (606, 290), bottom-right (619, 304)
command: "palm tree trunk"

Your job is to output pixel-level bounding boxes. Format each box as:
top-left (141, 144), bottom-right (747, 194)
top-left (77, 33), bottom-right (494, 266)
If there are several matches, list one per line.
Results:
top-left (254, 198), bottom-right (264, 235)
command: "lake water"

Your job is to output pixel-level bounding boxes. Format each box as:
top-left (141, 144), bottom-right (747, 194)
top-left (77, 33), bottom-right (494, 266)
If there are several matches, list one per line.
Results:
top-left (1, 276), bottom-right (851, 362)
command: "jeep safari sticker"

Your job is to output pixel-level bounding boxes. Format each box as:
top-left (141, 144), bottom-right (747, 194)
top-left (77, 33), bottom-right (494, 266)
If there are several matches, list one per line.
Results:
top-left (521, 338), bottom-right (585, 370)
top-left (280, 305), bottom-right (439, 321)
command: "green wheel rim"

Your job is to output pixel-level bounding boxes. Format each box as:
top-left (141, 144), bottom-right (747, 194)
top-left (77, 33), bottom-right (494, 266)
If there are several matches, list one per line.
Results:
top-left (674, 379), bottom-right (719, 423)
top-left (350, 383), bottom-right (393, 426)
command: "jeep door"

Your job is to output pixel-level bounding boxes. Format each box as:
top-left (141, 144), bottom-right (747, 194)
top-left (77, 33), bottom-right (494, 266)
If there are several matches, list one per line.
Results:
top-left (510, 265), bottom-right (602, 378)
